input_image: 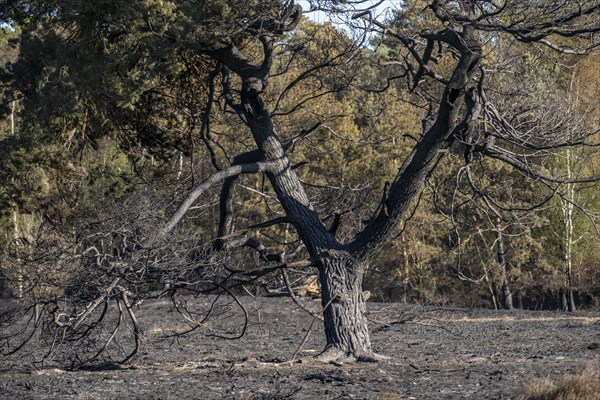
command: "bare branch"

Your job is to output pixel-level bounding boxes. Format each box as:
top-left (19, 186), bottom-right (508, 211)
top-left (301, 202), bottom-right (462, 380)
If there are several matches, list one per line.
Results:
top-left (156, 160), bottom-right (281, 240)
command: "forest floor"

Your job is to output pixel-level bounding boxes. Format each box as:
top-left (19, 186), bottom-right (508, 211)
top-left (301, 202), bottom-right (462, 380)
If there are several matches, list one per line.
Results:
top-left (1, 296), bottom-right (599, 399)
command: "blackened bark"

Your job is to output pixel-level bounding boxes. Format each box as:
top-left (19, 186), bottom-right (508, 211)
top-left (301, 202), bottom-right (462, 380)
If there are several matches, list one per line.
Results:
top-left (214, 150), bottom-right (262, 251)
top-left (560, 288), bottom-right (568, 311)
top-left (238, 81), bottom-right (377, 360)
top-left (562, 280), bottom-right (576, 312)
top-left (349, 28), bottom-right (482, 259)
top-left (241, 78), bottom-right (336, 256)
top-left (317, 251), bottom-right (373, 360)
top-left (236, 28), bottom-right (481, 361)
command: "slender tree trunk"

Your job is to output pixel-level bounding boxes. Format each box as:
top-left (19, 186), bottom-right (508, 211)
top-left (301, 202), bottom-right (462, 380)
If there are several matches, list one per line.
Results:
top-left (10, 101), bottom-right (23, 298)
top-left (560, 287), bottom-right (568, 311)
top-left (484, 271), bottom-right (498, 310)
top-left (401, 236), bottom-right (410, 304)
top-left (495, 222), bottom-right (513, 310)
top-left (12, 209), bottom-right (24, 298)
top-left (10, 99), bottom-right (16, 136)
top-left (176, 150), bottom-right (183, 180)
top-left (515, 290), bottom-right (523, 309)
top-left (561, 149), bottom-right (577, 312)
top-left (478, 231), bottom-right (499, 309)
top-left (567, 282), bottom-right (576, 312)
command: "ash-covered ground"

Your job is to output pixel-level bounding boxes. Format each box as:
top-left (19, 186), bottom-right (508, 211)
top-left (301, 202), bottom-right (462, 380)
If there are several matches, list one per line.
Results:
top-left (1, 296), bottom-right (599, 399)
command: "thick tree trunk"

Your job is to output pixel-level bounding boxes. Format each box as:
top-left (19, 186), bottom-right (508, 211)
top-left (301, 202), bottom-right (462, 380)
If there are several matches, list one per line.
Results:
top-left (317, 250), bottom-right (374, 362)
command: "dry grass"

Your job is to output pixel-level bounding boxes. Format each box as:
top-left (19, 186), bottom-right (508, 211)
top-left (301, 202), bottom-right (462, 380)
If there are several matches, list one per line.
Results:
top-left (519, 364), bottom-right (600, 400)
top-left (452, 316), bottom-right (600, 324)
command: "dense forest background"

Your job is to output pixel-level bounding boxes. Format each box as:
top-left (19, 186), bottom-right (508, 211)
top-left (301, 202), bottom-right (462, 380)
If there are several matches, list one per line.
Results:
top-left (1, 1), bottom-right (599, 315)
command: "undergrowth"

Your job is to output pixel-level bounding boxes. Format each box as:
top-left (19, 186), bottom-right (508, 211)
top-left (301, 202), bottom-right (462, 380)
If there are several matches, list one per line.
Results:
top-left (518, 364), bottom-right (600, 400)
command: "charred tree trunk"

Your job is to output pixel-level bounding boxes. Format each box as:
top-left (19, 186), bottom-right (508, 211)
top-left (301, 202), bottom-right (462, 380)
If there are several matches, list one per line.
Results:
top-left (515, 290), bottom-right (523, 310)
top-left (317, 251), bottom-right (374, 361)
top-left (235, 76), bottom-right (380, 362)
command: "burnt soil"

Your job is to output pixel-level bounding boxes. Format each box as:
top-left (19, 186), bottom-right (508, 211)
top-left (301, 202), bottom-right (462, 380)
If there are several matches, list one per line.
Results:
top-left (1, 296), bottom-right (599, 399)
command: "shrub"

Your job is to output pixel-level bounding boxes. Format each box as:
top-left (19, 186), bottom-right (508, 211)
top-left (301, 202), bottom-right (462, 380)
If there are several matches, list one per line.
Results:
top-left (519, 365), bottom-right (600, 400)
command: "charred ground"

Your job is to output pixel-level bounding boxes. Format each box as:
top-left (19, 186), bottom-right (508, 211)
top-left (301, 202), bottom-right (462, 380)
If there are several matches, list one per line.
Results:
top-left (1, 296), bottom-right (599, 399)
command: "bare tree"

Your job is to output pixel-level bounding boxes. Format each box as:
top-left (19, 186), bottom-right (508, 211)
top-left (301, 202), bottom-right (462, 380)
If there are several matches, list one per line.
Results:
top-left (156, 0), bottom-right (600, 361)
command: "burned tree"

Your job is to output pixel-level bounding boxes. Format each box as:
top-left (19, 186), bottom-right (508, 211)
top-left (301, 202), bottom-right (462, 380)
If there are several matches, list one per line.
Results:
top-left (1, 0), bottom-right (600, 365)
top-left (151, 0), bottom-right (600, 361)
top-left (204, 0), bottom-right (600, 360)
